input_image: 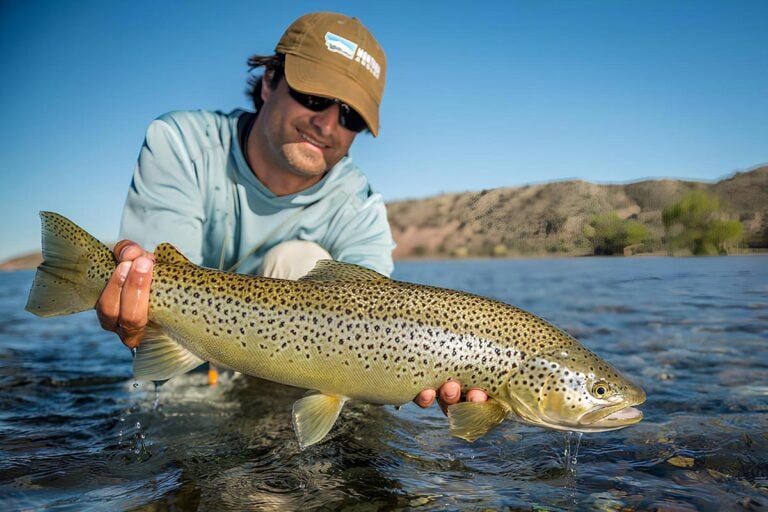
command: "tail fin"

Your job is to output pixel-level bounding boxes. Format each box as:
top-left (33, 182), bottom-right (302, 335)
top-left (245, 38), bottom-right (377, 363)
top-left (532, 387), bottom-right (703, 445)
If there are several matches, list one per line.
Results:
top-left (25, 212), bottom-right (116, 317)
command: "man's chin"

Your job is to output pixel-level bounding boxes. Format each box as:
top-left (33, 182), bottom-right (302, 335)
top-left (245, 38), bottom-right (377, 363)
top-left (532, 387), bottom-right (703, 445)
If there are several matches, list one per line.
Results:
top-left (282, 143), bottom-right (329, 177)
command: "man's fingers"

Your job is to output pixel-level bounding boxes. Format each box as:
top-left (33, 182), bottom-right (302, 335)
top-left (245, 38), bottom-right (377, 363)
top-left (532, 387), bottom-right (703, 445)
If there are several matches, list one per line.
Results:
top-left (438, 380), bottom-right (461, 404)
top-left (466, 389), bottom-right (488, 402)
top-left (438, 380), bottom-right (462, 415)
top-left (96, 261), bottom-right (131, 331)
top-left (413, 382), bottom-right (490, 413)
top-left (120, 329), bottom-right (145, 350)
top-left (113, 240), bottom-right (154, 263)
top-left (117, 256), bottom-right (153, 335)
top-left (414, 388), bottom-right (436, 408)
top-left (113, 240), bottom-right (135, 261)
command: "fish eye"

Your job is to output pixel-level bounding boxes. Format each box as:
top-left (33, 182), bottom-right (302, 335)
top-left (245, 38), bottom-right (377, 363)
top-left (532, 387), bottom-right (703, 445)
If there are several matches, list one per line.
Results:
top-left (591, 382), bottom-right (610, 398)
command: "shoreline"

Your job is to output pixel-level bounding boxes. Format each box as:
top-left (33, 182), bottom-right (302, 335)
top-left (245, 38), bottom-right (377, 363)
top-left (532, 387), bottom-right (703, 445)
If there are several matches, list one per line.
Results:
top-left (4, 249), bottom-right (766, 273)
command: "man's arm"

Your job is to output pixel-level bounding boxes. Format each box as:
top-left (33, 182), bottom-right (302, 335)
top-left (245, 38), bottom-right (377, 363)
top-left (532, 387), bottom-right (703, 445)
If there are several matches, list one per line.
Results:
top-left (120, 114), bottom-right (206, 261)
top-left (98, 114), bottom-right (206, 346)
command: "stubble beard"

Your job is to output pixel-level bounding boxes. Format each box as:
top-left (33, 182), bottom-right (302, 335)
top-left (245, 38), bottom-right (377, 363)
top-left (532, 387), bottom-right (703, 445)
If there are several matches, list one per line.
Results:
top-left (281, 142), bottom-right (329, 178)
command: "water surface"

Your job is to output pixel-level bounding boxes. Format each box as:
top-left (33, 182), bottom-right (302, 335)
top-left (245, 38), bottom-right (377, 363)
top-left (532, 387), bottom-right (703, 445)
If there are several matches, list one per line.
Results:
top-left (1, 256), bottom-right (766, 510)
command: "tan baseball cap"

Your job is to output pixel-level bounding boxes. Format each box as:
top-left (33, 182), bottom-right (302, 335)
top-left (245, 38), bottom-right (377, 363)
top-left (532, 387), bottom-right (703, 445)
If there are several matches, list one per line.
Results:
top-left (276, 12), bottom-right (386, 136)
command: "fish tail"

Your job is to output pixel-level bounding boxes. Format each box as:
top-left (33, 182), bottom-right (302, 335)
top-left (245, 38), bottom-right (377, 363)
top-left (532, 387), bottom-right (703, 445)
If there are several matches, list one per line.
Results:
top-left (25, 212), bottom-right (116, 317)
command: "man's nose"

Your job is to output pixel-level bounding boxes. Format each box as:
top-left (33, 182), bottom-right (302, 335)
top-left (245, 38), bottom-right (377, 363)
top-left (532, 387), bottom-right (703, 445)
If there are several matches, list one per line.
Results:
top-left (310, 104), bottom-right (340, 134)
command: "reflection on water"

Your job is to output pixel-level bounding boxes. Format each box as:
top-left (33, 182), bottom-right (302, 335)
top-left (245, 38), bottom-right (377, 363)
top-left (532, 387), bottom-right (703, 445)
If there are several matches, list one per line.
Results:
top-left (0, 256), bottom-right (766, 510)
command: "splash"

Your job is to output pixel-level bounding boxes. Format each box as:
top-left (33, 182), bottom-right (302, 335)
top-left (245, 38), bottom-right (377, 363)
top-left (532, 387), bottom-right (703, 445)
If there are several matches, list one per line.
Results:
top-left (117, 380), bottom-right (153, 462)
top-left (563, 431), bottom-right (583, 503)
top-left (152, 381), bottom-right (163, 411)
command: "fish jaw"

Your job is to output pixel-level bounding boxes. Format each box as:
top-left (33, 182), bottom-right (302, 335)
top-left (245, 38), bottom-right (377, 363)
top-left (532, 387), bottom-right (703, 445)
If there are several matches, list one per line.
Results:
top-left (573, 385), bottom-right (646, 432)
top-left (580, 405), bottom-right (644, 431)
top-left (534, 381), bottom-right (646, 433)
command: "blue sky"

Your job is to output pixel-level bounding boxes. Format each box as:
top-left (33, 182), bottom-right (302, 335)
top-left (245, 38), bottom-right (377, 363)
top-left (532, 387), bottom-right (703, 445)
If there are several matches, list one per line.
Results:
top-left (1, 0), bottom-right (766, 260)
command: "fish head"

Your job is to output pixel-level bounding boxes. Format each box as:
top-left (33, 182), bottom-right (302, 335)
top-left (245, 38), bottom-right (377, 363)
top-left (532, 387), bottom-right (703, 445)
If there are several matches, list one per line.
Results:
top-left (503, 343), bottom-right (646, 433)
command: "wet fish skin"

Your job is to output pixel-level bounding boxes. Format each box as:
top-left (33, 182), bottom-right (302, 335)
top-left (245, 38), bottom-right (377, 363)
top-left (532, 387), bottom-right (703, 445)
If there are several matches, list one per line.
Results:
top-left (26, 212), bottom-right (646, 449)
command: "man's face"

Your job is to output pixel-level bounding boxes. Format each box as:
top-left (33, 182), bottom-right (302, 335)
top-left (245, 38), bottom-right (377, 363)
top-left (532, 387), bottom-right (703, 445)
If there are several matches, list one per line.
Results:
top-left (258, 75), bottom-right (358, 178)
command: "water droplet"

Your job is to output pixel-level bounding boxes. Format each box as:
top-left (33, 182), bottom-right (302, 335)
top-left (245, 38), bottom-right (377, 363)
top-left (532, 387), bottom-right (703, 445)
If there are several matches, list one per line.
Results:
top-left (132, 382), bottom-right (139, 389)
top-left (563, 431), bottom-right (583, 502)
top-left (151, 381), bottom-right (165, 411)
top-left (136, 421), bottom-right (141, 430)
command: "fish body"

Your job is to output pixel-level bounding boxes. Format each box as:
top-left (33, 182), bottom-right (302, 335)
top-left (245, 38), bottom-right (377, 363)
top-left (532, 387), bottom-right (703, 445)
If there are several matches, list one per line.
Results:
top-left (27, 212), bottom-right (646, 448)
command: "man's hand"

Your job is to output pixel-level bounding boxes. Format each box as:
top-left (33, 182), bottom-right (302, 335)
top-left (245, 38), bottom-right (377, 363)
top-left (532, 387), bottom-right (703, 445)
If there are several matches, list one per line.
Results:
top-left (414, 381), bottom-right (488, 415)
top-left (96, 240), bottom-right (154, 349)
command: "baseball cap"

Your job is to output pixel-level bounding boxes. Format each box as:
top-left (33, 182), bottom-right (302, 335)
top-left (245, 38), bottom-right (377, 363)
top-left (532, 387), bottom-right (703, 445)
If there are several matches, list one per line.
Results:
top-left (276, 12), bottom-right (386, 136)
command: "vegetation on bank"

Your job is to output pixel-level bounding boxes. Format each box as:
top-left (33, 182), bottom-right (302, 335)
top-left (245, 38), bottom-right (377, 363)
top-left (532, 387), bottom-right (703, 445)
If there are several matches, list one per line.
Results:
top-left (584, 213), bottom-right (651, 256)
top-left (662, 191), bottom-right (743, 255)
top-left (387, 166), bottom-right (766, 259)
top-left (581, 191), bottom-right (744, 256)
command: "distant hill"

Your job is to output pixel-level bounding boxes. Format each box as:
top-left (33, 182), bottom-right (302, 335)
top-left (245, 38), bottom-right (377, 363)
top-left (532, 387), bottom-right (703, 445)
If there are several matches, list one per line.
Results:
top-left (0, 252), bottom-right (43, 272)
top-left (3, 166), bottom-right (766, 270)
top-left (387, 166), bottom-right (768, 259)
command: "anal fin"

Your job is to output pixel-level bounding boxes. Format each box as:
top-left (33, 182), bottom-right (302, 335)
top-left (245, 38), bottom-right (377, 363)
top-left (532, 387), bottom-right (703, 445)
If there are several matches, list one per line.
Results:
top-left (133, 324), bottom-right (206, 381)
top-left (447, 399), bottom-right (509, 442)
top-left (292, 391), bottom-right (348, 449)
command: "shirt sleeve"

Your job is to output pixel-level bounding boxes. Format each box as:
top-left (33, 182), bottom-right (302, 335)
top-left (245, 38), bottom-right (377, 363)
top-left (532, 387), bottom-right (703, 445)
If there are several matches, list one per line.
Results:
top-left (119, 115), bottom-right (206, 264)
top-left (326, 190), bottom-right (396, 277)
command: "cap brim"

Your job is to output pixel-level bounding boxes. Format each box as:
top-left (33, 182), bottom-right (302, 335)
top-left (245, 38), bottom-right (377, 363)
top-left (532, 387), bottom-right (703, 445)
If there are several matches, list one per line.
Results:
top-left (284, 54), bottom-right (380, 137)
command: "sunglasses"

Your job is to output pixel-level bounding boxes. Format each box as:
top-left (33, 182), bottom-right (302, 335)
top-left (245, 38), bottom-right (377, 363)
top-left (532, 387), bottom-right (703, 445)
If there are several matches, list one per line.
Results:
top-left (286, 85), bottom-right (368, 133)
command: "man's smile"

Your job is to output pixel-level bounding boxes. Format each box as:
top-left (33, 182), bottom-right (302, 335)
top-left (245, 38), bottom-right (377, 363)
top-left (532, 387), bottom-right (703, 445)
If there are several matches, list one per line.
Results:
top-left (298, 130), bottom-right (330, 149)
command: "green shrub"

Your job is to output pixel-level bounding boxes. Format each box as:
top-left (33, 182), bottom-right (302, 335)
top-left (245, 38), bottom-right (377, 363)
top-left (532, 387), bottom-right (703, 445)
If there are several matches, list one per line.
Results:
top-left (585, 212), bottom-right (651, 255)
top-left (662, 191), bottom-right (743, 255)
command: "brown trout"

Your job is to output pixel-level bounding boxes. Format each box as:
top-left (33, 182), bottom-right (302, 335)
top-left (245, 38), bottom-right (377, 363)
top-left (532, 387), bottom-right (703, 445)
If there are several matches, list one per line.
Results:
top-left (26, 212), bottom-right (646, 448)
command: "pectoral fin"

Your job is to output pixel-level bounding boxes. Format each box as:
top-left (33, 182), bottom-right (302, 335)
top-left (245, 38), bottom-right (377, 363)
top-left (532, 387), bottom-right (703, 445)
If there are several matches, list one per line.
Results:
top-left (292, 392), bottom-right (348, 449)
top-left (447, 399), bottom-right (509, 442)
top-left (133, 324), bottom-right (206, 381)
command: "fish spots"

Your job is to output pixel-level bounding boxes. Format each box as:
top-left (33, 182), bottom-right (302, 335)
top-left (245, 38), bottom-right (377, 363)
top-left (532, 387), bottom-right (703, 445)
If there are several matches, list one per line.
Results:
top-left (140, 259), bottom-right (632, 418)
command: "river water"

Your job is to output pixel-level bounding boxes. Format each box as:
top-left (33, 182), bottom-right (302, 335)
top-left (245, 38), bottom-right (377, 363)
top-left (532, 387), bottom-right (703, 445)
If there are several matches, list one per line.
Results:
top-left (1, 256), bottom-right (766, 511)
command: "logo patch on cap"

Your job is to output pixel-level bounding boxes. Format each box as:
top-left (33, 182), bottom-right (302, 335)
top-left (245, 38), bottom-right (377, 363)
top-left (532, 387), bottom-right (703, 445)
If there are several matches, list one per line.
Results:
top-left (324, 32), bottom-right (358, 60)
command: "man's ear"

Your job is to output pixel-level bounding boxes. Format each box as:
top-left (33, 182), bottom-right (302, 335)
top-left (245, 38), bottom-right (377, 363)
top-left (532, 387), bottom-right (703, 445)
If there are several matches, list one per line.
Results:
top-left (261, 73), bottom-right (272, 103)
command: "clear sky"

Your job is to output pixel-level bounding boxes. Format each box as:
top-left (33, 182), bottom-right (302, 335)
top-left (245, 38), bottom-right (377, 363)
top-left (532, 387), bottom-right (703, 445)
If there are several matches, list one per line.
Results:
top-left (1, 0), bottom-right (766, 260)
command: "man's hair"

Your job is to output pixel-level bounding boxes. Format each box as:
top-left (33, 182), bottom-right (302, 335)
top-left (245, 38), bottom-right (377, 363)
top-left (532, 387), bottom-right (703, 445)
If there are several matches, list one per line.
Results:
top-left (246, 54), bottom-right (285, 111)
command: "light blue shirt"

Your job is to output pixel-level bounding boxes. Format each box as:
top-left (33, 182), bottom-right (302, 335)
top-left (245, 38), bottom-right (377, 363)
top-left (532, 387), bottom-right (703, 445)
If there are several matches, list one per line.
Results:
top-left (120, 110), bottom-right (395, 276)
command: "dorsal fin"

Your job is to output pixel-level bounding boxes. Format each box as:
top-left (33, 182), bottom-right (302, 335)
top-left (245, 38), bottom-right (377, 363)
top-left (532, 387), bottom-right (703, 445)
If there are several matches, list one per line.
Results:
top-left (299, 259), bottom-right (389, 282)
top-left (154, 243), bottom-right (193, 266)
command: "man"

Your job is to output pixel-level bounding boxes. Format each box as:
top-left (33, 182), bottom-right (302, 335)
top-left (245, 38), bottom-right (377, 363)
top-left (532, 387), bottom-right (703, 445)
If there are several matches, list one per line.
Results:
top-left (96, 12), bottom-right (487, 411)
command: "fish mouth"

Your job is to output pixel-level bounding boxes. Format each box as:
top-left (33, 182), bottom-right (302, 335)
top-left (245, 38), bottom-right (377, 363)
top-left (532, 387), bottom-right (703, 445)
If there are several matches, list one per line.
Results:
top-left (580, 405), bottom-right (644, 431)
top-left (576, 388), bottom-right (646, 432)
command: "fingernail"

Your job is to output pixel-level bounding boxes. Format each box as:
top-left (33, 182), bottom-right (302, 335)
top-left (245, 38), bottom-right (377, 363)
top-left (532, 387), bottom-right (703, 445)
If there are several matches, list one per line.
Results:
top-left (116, 261), bottom-right (131, 281)
top-left (134, 257), bottom-right (151, 273)
top-left (445, 390), bottom-right (458, 400)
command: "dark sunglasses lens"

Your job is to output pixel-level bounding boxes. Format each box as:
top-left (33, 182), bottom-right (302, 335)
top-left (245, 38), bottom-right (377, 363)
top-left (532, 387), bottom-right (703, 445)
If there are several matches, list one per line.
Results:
top-left (338, 104), bottom-right (367, 133)
top-left (290, 89), bottom-right (334, 111)
top-left (288, 86), bottom-right (368, 133)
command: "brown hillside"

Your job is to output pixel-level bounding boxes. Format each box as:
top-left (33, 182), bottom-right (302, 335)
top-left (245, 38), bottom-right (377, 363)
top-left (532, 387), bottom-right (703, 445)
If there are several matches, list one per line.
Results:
top-left (388, 166), bottom-right (768, 259)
